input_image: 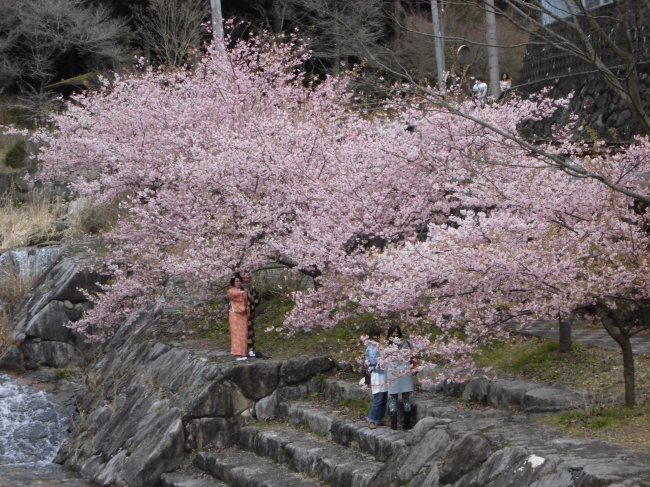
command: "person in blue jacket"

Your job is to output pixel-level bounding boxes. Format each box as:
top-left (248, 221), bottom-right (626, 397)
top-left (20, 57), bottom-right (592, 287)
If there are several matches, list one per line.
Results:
top-left (365, 324), bottom-right (387, 429)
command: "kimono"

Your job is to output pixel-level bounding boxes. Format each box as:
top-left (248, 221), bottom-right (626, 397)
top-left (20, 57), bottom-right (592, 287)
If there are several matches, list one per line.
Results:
top-left (227, 287), bottom-right (249, 356)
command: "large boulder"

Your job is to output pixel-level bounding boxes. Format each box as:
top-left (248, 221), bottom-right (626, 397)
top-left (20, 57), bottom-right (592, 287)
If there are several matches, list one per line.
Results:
top-left (50, 265), bottom-right (107, 302)
top-left (321, 379), bottom-right (371, 403)
top-left (13, 167), bottom-right (39, 193)
top-left (523, 386), bottom-right (593, 413)
top-left (93, 408), bottom-right (185, 487)
top-left (488, 380), bottom-right (544, 409)
top-left (280, 355), bottom-right (332, 385)
top-left (223, 361), bottom-right (280, 400)
top-left (0, 245), bottom-right (63, 284)
top-left (0, 345), bottom-right (22, 371)
top-left (10, 252), bottom-right (109, 338)
top-left (185, 382), bottom-right (253, 419)
top-left (461, 377), bottom-right (491, 404)
top-left (24, 300), bottom-right (71, 342)
top-left (439, 434), bottom-right (493, 485)
top-left (255, 383), bottom-right (314, 420)
top-left (397, 429), bottom-right (451, 484)
top-left (475, 446), bottom-right (529, 485)
top-left (85, 406), bottom-right (113, 435)
top-left (185, 418), bottom-right (235, 450)
top-left (21, 340), bottom-right (75, 367)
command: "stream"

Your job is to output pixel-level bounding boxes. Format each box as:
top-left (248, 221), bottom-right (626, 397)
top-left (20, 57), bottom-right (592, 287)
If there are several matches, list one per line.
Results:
top-left (0, 373), bottom-right (93, 486)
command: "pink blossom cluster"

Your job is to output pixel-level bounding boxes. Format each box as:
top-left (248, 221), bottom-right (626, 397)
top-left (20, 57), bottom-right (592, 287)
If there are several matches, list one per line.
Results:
top-left (31, 34), bottom-right (650, 375)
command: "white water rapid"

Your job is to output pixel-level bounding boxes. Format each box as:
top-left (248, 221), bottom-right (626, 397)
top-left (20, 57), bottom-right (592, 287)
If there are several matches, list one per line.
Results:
top-left (0, 373), bottom-right (70, 465)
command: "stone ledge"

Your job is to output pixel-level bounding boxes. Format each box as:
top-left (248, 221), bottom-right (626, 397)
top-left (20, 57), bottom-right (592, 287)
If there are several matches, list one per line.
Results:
top-left (420, 368), bottom-right (605, 413)
top-left (161, 469), bottom-right (226, 487)
top-left (195, 450), bottom-right (321, 487)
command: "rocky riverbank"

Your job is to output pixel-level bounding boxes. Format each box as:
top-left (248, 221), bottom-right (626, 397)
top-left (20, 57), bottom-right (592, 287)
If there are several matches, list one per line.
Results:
top-left (3, 243), bottom-right (650, 487)
top-left (53, 306), bottom-right (650, 486)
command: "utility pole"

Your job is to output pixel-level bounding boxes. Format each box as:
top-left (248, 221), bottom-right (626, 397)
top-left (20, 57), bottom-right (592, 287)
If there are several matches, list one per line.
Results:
top-left (210, 0), bottom-right (224, 42)
top-left (430, 0), bottom-right (445, 82)
top-left (484, 0), bottom-right (500, 98)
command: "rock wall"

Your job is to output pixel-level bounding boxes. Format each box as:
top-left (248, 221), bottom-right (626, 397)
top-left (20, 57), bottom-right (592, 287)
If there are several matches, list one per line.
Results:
top-left (0, 167), bottom-right (73, 204)
top-left (4, 243), bottom-right (109, 370)
top-left (54, 306), bottom-right (333, 487)
top-left (517, 3), bottom-right (650, 142)
top-left (1, 139), bottom-right (73, 203)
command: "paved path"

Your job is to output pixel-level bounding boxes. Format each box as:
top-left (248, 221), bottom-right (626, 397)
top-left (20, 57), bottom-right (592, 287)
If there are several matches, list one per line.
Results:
top-left (509, 321), bottom-right (650, 355)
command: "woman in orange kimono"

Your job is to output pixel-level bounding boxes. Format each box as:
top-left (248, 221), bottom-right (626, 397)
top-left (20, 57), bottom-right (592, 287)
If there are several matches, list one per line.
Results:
top-left (227, 274), bottom-right (251, 359)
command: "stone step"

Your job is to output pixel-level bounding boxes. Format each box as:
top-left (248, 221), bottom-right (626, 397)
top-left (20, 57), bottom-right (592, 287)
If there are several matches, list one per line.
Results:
top-left (319, 379), bottom-right (371, 404)
top-left (161, 469), bottom-right (227, 487)
top-left (322, 371), bottom-right (602, 415)
top-left (238, 425), bottom-right (384, 487)
top-left (195, 450), bottom-right (320, 487)
top-left (317, 378), bottom-right (515, 421)
top-left (278, 400), bottom-right (408, 461)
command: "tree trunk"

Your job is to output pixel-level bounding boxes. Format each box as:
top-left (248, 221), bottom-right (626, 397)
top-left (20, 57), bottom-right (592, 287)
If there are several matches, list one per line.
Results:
top-left (558, 316), bottom-right (572, 353)
top-left (394, 0), bottom-right (401, 40)
top-left (620, 335), bottom-right (636, 408)
top-left (332, 21), bottom-right (341, 76)
top-left (599, 310), bottom-right (637, 408)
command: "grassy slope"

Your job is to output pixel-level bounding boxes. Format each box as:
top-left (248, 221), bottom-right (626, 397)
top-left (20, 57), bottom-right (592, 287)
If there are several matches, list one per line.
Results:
top-left (478, 336), bottom-right (650, 453)
top-left (478, 336), bottom-right (650, 397)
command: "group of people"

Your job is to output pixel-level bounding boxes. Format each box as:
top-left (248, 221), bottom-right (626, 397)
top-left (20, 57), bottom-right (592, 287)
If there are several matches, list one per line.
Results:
top-left (227, 271), bottom-right (262, 360)
top-left (228, 273), bottom-right (416, 427)
top-left (364, 324), bottom-right (415, 430)
top-left (472, 72), bottom-right (512, 107)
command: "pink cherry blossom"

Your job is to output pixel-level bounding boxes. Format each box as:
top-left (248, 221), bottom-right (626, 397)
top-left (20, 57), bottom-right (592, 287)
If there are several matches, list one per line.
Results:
top-left (29, 33), bottom-right (650, 394)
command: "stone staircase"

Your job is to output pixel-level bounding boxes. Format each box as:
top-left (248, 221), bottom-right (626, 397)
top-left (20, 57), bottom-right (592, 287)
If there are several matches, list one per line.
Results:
top-left (161, 378), bottom-right (650, 487)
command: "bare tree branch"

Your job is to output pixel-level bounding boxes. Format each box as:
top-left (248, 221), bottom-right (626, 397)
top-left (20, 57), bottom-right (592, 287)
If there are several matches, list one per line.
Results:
top-left (0, 0), bottom-right (126, 99)
top-left (134, 0), bottom-right (209, 68)
top-left (320, 6), bottom-right (650, 204)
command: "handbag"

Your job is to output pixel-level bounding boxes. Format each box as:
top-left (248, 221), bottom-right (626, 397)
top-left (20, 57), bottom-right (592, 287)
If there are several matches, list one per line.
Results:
top-left (361, 366), bottom-right (371, 385)
top-left (410, 356), bottom-right (420, 375)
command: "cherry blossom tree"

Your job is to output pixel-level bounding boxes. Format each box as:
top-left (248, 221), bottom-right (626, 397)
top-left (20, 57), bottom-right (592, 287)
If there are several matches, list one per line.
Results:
top-left (32, 31), bottom-right (650, 405)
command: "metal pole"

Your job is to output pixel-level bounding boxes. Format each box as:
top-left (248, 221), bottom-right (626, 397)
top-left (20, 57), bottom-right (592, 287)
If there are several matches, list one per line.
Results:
top-left (439, 0), bottom-right (446, 72)
top-left (430, 0), bottom-right (445, 82)
top-left (211, 0), bottom-right (224, 42)
top-left (484, 0), bottom-right (500, 98)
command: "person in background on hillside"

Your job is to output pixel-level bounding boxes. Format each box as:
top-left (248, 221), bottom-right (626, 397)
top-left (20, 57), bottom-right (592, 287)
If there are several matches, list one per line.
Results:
top-left (499, 72), bottom-right (512, 93)
top-left (498, 72), bottom-right (512, 102)
top-left (365, 324), bottom-right (388, 429)
top-left (227, 273), bottom-right (252, 360)
top-left (472, 76), bottom-right (488, 107)
top-left (241, 271), bottom-right (261, 358)
top-left (386, 325), bottom-right (415, 430)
